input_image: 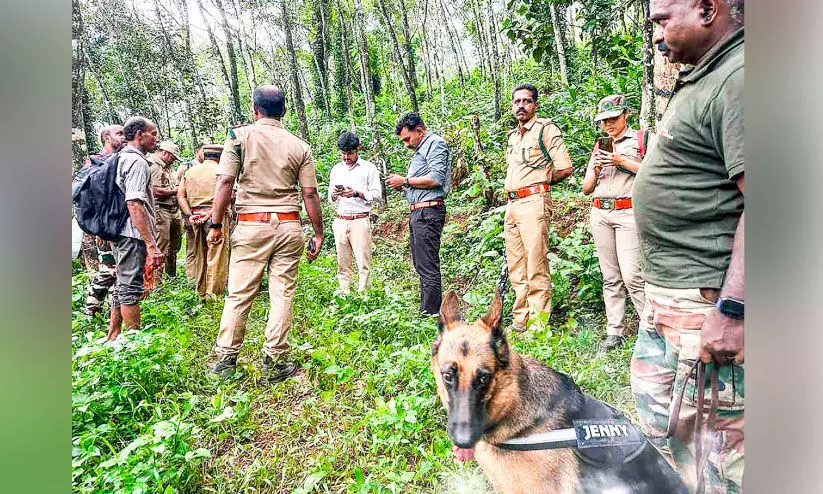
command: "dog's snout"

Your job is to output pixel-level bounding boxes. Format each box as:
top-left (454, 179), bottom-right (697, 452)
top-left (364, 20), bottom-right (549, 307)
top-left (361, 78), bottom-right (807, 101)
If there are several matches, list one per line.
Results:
top-left (449, 421), bottom-right (476, 448)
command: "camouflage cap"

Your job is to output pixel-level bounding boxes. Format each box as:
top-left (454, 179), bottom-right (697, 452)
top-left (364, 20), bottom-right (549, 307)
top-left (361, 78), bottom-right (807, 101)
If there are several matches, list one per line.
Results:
top-left (157, 140), bottom-right (182, 161)
top-left (594, 94), bottom-right (628, 122)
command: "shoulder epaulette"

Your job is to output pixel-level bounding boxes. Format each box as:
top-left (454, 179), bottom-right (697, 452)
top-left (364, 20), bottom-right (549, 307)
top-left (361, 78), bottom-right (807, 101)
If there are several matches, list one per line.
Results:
top-left (227, 124), bottom-right (249, 140)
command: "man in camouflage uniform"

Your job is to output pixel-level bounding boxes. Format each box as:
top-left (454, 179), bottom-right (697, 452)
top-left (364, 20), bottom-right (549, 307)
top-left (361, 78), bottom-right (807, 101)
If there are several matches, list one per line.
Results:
top-left (148, 140), bottom-right (184, 278)
top-left (631, 0), bottom-right (744, 491)
top-left (208, 86), bottom-right (324, 384)
top-left (83, 124), bottom-right (125, 316)
top-left (504, 83), bottom-right (573, 332)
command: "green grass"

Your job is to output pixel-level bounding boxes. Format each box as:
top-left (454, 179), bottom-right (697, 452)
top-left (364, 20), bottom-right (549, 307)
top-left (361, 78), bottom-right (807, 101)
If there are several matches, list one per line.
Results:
top-left (71, 192), bottom-right (636, 493)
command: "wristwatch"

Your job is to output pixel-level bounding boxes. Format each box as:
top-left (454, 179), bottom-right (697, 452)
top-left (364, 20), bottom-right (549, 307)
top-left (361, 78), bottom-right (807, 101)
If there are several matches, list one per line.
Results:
top-left (208, 219), bottom-right (223, 229)
top-left (716, 297), bottom-right (744, 320)
top-left (403, 177), bottom-right (410, 187)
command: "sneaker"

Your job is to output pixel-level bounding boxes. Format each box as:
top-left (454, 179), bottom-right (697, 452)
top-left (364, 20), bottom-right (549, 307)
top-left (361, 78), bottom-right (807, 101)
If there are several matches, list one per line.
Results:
top-left (601, 335), bottom-right (625, 352)
top-left (211, 354), bottom-right (238, 379)
top-left (260, 355), bottom-right (297, 385)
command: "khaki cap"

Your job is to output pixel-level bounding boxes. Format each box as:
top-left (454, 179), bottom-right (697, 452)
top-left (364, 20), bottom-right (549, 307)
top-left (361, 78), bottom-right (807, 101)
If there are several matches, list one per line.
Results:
top-left (157, 140), bottom-right (182, 161)
top-left (202, 144), bottom-right (224, 154)
top-left (594, 94), bottom-right (628, 122)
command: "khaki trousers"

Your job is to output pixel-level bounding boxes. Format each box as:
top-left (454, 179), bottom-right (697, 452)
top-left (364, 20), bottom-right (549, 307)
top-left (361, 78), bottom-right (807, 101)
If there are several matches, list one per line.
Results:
top-left (189, 222), bottom-right (229, 299)
top-left (590, 207), bottom-right (645, 336)
top-left (184, 224), bottom-right (197, 281)
top-left (504, 193), bottom-right (552, 328)
top-left (214, 218), bottom-right (304, 359)
top-left (155, 207), bottom-right (183, 277)
top-left (332, 217), bottom-right (373, 294)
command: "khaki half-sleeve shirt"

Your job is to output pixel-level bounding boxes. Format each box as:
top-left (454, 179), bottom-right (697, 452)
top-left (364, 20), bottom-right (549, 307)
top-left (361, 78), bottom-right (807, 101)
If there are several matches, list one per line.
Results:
top-left (586, 127), bottom-right (651, 199)
top-left (504, 116), bottom-right (572, 192)
top-left (148, 154), bottom-right (177, 207)
top-left (217, 117), bottom-right (318, 213)
top-left (181, 160), bottom-right (219, 208)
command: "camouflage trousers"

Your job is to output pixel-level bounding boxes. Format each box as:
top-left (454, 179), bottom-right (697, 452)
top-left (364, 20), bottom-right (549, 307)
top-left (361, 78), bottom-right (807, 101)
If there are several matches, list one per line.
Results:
top-left (630, 283), bottom-right (744, 493)
top-left (85, 240), bottom-right (116, 315)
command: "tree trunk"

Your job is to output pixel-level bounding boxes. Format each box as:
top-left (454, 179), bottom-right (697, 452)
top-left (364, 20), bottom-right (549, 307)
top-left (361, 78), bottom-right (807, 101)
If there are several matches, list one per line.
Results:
top-left (282, 0), bottom-right (309, 140)
top-left (398, 0), bottom-right (417, 89)
top-left (484, 0), bottom-right (502, 119)
top-left (469, 0), bottom-right (490, 77)
top-left (352, 0), bottom-right (376, 122)
top-left (549, 3), bottom-right (569, 85)
top-left (72, 0), bottom-right (88, 172)
top-left (214, 0), bottom-right (244, 124)
top-left (437, 0), bottom-right (465, 86)
top-left (375, 0), bottom-right (418, 111)
top-left (230, 0), bottom-right (258, 90)
top-left (639, 0), bottom-right (655, 130)
top-left (194, 0), bottom-right (236, 125)
top-left (653, 48), bottom-right (680, 125)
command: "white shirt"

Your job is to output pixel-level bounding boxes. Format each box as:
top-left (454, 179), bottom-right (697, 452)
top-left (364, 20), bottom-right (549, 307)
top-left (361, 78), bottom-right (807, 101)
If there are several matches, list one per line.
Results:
top-left (328, 158), bottom-right (382, 215)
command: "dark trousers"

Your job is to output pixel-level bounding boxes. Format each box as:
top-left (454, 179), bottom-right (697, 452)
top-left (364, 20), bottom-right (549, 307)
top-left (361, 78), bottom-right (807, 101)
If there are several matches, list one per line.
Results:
top-left (409, 204), bottom-right (446, 315)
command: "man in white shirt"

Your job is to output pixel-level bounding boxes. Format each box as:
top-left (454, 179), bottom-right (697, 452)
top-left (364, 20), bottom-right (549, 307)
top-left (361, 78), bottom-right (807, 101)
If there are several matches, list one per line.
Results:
top-left (328, 132), bottom-right (382, 294)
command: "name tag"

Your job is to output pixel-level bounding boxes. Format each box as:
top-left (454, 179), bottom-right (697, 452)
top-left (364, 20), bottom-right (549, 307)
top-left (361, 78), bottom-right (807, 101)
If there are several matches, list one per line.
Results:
top-left (573, 419), bottom-right (645, 449)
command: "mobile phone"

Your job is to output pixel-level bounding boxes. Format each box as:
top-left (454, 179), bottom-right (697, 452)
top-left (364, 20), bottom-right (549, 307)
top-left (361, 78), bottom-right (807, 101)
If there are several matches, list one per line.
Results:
top-left (307, 238), bottom-right (316, 263)
top-left (597, 136), bottom-right (614, 153)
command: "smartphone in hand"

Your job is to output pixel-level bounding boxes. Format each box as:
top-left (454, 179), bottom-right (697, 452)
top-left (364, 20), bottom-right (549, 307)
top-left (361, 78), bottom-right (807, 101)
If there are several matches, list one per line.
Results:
top-left (306, 238), bottom-right (316, 263)
top-left (597, 136), bottom-right (614, 153)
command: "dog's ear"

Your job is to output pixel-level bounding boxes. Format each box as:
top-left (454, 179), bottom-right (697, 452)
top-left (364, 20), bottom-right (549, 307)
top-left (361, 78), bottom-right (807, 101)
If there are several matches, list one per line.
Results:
top-left (481, 288), bottom-right (504, 334)
top-left (439, 291), bottom-right (462, 331)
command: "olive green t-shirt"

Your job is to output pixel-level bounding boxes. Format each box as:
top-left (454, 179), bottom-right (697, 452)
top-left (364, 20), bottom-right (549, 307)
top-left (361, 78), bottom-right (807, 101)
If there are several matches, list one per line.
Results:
top-left (634, 29), bottom-right (744, 289)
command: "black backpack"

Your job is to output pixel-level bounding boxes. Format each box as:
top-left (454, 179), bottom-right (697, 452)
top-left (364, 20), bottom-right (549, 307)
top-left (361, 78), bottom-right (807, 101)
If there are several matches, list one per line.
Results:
top-left (72, 152), bottom-right (128, 241)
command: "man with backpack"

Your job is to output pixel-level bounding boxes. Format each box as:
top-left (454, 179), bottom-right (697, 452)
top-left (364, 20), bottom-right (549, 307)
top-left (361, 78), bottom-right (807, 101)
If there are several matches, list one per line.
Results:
top-left (105, 116), bottom-right (163, 341)
top-left (503, 84), bottom-right (573, 332)
top-left (83, 124), bottom-right (125, 316)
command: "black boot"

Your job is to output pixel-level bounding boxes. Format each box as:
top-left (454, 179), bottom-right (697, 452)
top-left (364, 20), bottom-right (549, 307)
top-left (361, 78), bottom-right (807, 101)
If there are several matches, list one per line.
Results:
top-left (260, 355), bottom-right (297, 385)
top-left (601, 335), bottom-right (625, 352)
top-left (211, 354), bottom-right (238, 379)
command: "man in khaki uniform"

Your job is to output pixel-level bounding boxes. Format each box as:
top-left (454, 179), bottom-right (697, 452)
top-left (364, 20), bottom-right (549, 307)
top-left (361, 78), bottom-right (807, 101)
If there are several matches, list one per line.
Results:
top-left (208, 86), bottom-right (324, 384)
top-left (504, 84), bottom-right (573, 332)
top-left (177, 144), bottom-right (229, 300)
top-left (148, 140), bottom-right (184, 277)
top-left (582, 95), bottom-right (649, 351)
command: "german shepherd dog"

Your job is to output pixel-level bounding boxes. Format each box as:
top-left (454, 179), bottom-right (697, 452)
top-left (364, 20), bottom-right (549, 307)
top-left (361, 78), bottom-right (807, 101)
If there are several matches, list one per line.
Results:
top-left (431, 290), bottom-right (687, 493)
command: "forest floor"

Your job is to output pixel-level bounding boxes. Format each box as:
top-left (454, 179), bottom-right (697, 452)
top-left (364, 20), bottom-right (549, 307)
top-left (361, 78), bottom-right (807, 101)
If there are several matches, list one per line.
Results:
top-left (72, 189), bottom-right (637, 493)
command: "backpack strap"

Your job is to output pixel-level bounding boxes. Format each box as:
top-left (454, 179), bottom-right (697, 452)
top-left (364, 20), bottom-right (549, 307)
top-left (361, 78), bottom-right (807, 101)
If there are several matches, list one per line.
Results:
top-left (533, 120), bottom-right (555, 170)
top-left (637, 128), bottom-right (650, 159)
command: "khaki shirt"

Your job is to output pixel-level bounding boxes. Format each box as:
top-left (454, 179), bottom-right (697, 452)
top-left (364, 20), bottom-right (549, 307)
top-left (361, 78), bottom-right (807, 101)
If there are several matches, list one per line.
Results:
top-left (218, 118), bottom-right (318, 213)
top-left (148, 154), bottom-right (177, 207)
top-left (181, 159), bottom-right (219, 208)
top-left (586, 127), bottom-right (648, 199)
top-left (505, 116), bottom-right (573, 192)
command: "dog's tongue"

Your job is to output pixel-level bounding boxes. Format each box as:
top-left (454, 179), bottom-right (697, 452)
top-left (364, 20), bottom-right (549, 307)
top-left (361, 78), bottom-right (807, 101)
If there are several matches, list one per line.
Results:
top-left (452, 444), bottom-right (475, 462)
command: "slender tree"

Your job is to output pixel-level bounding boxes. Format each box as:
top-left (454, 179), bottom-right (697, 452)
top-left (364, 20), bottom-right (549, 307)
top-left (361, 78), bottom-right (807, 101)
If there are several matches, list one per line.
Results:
top-left (282, 0), bottom-right (309, 140)
top-left (72, 0), bottom-right (88, 170)
top-left (375, 0), bottom-right (418, 111)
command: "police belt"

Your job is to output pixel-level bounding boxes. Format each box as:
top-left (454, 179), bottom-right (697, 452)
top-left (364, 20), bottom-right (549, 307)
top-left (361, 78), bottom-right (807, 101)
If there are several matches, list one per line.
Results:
top-left (507, 182), bottom-right (550, 201)
top-left (593, 197), bottom-right (632, 210)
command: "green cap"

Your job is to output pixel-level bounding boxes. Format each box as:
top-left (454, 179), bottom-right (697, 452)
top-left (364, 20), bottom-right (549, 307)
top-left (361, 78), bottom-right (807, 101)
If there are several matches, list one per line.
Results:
top-left (594, 94), bottom-right (628, 122)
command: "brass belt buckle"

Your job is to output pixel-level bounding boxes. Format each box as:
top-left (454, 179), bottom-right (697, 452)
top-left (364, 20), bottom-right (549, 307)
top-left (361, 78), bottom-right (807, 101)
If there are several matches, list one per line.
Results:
top-left (601, 199), bottom-right (613, 210)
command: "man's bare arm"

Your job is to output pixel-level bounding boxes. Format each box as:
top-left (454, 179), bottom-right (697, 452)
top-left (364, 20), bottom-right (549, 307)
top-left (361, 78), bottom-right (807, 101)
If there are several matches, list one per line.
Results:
top-left (126, 200), bottom-right (159, 253)
top-left (720, 175), bottom-right (745, 299)
top-left (406, 176), bottom-right (441, 189)
top-left (177, 181), bottom-right (192, 217)
top-left (549, 167), bottom-right (573, 184)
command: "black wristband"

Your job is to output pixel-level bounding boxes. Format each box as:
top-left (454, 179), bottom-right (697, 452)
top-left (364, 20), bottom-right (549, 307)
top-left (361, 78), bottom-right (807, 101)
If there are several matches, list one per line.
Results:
top-left (208, 220), bottom-right (223, 229)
